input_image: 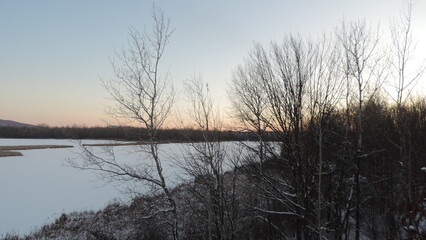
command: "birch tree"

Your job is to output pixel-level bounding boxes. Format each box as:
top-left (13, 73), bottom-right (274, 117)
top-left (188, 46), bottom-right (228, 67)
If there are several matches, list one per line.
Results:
top-left (389, 0), bottom-right (425, 236)
top-left (337, 20), bottom-right (386, 240)
top-left (71, 7), bottom-right (179, 240)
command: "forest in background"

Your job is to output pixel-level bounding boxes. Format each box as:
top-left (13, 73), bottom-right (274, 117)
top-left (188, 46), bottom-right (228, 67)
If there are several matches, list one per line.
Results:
top-left (0, 125), bottom-right (274, 142)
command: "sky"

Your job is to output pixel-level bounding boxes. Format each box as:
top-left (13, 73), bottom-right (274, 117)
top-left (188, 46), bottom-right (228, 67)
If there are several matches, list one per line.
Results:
top-left (1, 0), bottom-right (425, 127)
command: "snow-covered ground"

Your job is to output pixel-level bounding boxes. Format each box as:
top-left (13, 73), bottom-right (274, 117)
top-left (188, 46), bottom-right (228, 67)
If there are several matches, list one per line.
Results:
top-left (0, 139), bottom-right (250, 237)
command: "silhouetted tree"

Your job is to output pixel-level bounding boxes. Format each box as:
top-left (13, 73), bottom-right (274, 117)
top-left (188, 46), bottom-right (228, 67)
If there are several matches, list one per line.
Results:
top-left (70, 7), bottom-right (179, 240)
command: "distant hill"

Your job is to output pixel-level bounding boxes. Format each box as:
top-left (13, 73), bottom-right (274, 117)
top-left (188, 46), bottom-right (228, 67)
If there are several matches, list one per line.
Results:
top-left (0, 119), bottom-right (35, 128)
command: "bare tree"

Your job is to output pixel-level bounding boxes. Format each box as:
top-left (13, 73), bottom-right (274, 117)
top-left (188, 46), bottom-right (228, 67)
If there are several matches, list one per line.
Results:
top-left (178, 75), bottom-right (238, 240)
top-left (389, 0), bottom-right (425, 236)
top-left (231, 35), bottom-right (344, 239)
top-left (337, 20), bottom-right (387, 240)
top-left (229, 46), bottom-right (270, 163)
top-left (71, 7), bottom-right (179, 240)
top-left (306, 34), bottom-right (344, 240)
top-left (267, 36), bottom-right (319, 239)
top-left (229, 45), bottom-right (290, 238)
top-left (389, 0), bottom-right (424, 112)
top-left (230, 36), bottom-right (327, 239)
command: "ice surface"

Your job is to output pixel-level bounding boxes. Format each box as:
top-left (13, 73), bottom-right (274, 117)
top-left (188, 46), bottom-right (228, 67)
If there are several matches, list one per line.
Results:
top-left (0, 139), bottom-right (130, 236)
top-left (0, 139), bottom-right (251, 236)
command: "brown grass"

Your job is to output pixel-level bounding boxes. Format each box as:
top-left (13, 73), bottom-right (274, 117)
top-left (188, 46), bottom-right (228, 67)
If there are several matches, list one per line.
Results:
top-left (0, 145), bottom-right (74, 151)
top-left (0, 141), bottom-right (195, 158)
top-left (0, 145), bottom-right (74, 158)
top-left (0, 151), bottom-right (23, 157)
top-left (82, 142), bottom-right (148, 147)
top-left (82, 140), bottom-right (196, 147)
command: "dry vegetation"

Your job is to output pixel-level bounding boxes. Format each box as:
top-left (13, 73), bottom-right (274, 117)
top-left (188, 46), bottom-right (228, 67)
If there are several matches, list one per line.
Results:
top-left (0, 151), bottom-right (22, 157)
top-left (0, 145), bottom-right (73, 158)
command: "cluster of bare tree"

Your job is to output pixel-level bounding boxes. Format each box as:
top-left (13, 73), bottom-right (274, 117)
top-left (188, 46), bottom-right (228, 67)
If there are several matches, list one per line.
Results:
top-left (70, 3), bottom-right (426, 240)
top-left (227, 2), bottom-right (425, 239)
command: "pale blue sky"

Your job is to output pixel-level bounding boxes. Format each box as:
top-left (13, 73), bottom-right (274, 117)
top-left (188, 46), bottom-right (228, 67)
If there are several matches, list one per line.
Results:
top-left (1, 0), bottom-right (425, 126)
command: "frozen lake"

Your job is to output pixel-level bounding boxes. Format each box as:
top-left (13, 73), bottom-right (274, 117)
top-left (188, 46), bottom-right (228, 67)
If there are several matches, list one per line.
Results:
top-left (0, 139), bottom-right (184, 236)
top-left (0, 139), bottom-right (248, 237)
top-left (0, 139), bottom-right (125, 236)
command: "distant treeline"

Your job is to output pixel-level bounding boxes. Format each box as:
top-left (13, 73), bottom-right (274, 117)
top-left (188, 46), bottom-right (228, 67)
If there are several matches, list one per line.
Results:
top-left (0, 126), bottom-right (278, 142)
